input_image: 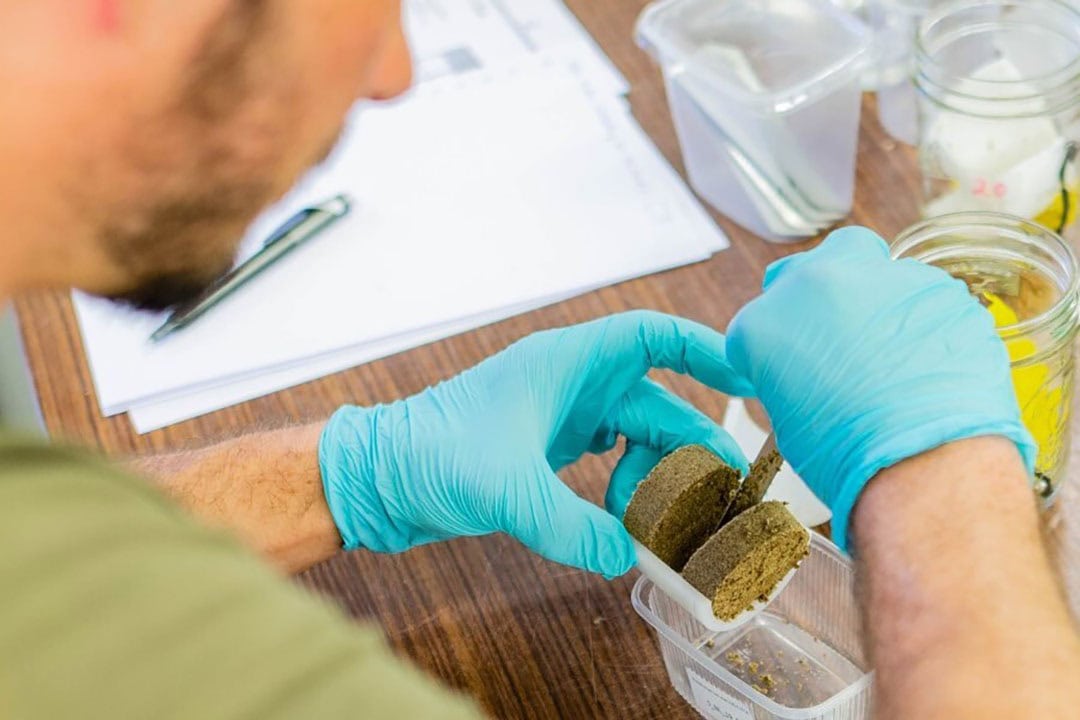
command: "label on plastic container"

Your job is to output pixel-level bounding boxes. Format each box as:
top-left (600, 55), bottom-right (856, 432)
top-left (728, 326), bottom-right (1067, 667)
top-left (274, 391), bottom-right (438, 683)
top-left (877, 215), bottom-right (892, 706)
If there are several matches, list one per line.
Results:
top-left (687, 668), bottom-right (753, 720)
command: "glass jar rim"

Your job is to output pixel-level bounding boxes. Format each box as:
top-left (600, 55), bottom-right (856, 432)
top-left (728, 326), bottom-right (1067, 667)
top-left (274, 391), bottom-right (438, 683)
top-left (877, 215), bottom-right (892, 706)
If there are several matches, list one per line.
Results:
top-left (915, 0), bottom-right (1080, 118)
top-left (891, 212), bottom-right (1080, 338)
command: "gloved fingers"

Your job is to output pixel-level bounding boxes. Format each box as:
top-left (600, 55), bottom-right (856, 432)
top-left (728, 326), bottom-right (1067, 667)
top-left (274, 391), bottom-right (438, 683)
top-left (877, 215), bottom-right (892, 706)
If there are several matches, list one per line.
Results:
top-left (602, 379), bottom-right (749, 517)
top-left (762, 226), bottom-right (890, 289)
top-left (610, 379), bottom-right (748, 470)
top-left (500, 462), bottom-right (636, 579)
top-left (587, 310), bottom-right (755, 397)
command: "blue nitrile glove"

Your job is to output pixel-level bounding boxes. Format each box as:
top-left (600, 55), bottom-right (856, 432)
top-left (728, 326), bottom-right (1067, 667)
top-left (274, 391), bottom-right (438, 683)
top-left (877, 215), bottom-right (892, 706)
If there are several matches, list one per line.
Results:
top-left (725, 227), bottom-right (1037, 551)
top-left (319, 311), bottom-right (753, 578)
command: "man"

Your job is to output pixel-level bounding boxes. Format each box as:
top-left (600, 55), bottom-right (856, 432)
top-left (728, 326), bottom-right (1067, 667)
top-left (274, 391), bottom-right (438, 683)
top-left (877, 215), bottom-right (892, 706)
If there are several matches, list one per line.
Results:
top-left (1, 1), bottom-right (1078, 718)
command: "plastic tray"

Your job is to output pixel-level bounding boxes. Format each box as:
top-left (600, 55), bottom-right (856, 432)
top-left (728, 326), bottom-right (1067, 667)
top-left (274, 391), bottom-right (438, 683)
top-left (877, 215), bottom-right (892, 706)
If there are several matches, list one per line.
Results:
top-left (632, 532), bottom-right (873, 719)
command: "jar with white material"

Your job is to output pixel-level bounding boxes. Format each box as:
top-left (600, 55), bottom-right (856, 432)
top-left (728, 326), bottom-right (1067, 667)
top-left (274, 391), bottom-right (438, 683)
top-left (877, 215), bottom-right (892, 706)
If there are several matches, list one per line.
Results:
top-left (915, 0), bottom-right (1080, 239)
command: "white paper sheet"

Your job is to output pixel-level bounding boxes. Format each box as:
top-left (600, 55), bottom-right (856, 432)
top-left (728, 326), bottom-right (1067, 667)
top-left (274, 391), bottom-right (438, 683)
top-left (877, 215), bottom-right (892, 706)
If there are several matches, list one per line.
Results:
top-left (126, 290), bottom-right (580, 432)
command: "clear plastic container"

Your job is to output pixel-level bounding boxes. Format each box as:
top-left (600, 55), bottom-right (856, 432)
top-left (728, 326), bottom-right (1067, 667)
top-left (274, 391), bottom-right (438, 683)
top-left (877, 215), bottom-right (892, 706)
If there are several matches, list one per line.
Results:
top-left (635, 0), bottom-right (872, 242)
top-left (828, 0), bottom-right (886, 90)
top-left (632, 532), bottom-right (873, 720)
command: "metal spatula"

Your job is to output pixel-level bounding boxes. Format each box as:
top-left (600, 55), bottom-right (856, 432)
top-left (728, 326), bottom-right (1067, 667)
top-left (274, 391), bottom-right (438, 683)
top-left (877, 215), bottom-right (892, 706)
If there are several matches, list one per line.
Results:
top-left (721, 433), bottom-right (780, 526)
top-left (632, 433), bottom-right (800, 632)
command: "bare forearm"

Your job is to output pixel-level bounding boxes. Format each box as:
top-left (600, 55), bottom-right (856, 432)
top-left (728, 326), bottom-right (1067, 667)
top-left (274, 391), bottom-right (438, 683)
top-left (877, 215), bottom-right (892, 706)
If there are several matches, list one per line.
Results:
top-left (133, 423), bottom-right (342, 573)
top-left (852, 436), bottom-right (1080, 719)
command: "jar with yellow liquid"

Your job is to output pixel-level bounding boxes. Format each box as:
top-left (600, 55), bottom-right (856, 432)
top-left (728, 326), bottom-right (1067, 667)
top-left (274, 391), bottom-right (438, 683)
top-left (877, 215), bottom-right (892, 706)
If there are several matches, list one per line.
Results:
top-left (893, 212), bottom-right (1080, 501)
top-left (914, 0), bottom-right (1080, 239)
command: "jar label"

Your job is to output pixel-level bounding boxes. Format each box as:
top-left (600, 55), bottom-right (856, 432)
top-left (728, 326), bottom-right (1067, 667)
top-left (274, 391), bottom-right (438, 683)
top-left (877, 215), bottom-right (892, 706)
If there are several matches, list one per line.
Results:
top-left (687, 668), bottom-right (753, 720)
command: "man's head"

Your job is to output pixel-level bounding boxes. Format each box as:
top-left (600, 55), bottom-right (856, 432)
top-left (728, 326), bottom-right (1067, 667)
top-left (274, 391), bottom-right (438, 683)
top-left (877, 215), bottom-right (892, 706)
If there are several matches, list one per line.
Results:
top-left (0, 0), bottom-right (411, 308)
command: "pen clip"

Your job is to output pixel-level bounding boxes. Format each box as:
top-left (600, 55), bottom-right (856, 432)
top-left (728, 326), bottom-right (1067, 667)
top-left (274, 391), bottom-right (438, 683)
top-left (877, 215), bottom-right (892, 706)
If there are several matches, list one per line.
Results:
top-left (263, 208), bottom-right (315, 248)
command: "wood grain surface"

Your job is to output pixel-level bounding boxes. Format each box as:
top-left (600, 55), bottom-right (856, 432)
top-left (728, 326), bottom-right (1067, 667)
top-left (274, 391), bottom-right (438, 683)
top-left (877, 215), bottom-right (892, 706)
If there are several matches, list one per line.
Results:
top-left (12, 2), bottom-right (923, 717)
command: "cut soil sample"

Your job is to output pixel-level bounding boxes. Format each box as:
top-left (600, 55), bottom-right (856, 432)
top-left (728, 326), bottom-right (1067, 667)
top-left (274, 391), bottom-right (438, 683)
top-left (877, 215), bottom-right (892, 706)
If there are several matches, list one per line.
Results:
top-left (682, 501), bottom-right (810, 621)
top-left (622, 445), bottom-right (740, 571)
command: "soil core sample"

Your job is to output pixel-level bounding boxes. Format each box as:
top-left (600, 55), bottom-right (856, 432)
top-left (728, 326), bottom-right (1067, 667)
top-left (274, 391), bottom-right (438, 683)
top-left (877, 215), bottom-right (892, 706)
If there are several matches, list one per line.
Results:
top-left (681, 501), bottom-right (810, 621)
top-left (622, 445), bottom-right (740, 571)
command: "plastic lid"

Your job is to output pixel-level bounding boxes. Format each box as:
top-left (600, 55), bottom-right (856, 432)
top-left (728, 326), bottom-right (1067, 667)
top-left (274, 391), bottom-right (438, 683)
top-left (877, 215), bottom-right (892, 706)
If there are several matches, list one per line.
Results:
top-left (636, 0), bottom-right (872, 113)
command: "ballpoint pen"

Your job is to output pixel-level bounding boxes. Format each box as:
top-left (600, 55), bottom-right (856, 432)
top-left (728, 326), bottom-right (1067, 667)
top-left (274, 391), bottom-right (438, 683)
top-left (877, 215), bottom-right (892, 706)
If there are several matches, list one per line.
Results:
top-left (149, 194), bottom-right (352, 343)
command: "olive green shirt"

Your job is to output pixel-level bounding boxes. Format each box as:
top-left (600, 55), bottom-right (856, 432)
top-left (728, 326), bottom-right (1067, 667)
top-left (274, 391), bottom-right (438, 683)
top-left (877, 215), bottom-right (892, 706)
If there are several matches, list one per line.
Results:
top-left (0, 432), bottom-right (483, 719)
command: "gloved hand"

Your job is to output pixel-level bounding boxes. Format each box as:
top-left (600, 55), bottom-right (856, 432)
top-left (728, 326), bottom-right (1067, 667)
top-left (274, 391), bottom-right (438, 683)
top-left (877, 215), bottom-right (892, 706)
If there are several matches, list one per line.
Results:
top-left (319, 311), bottom-right (753, 578)
top-left (726, 227), bottom-right (1037, 550)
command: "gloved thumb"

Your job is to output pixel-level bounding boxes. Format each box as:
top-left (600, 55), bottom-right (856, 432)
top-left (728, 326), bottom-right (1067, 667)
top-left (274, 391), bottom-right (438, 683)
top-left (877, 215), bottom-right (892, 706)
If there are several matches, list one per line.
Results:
top-left (503, 462), bottom-right (637, 579)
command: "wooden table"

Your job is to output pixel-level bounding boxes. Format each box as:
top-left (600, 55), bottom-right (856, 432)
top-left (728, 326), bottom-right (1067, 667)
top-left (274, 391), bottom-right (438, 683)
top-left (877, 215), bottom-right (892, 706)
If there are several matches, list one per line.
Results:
top-left (13, 2), bottom-right (924, 717)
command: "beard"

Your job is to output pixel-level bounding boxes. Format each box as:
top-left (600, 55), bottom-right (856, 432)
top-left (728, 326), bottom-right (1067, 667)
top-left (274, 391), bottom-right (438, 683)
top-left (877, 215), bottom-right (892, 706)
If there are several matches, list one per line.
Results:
top-left (99, 122), bottom-right (343, 312)
top-left (98, 177), bottom-right (275, 311)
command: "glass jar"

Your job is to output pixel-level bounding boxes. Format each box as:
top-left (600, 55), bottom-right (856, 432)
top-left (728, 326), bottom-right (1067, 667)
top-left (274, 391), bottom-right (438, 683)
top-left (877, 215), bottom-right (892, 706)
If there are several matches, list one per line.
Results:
top-left (893, 212), bottom-right (1080, 501)
top-left (914, 0), bottom-right (1080, 240)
